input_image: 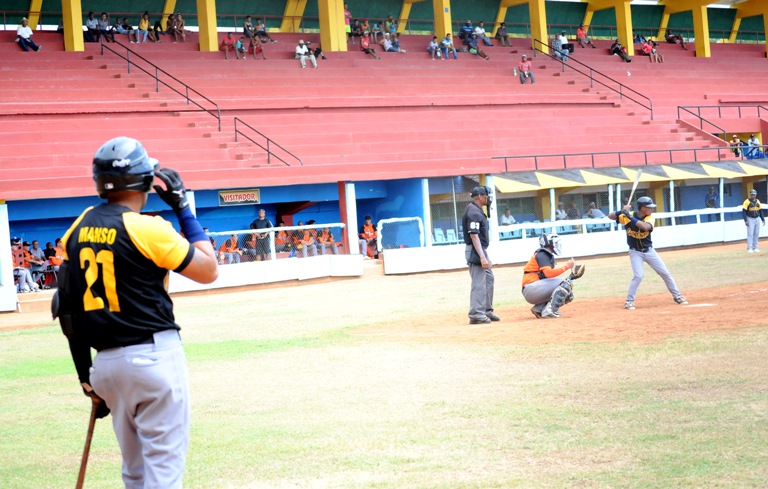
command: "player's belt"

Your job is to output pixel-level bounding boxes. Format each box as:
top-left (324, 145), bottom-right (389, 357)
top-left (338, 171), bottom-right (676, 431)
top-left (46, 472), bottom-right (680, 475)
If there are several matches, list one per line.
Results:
top-left (629, 247), bottom-right (651, 253)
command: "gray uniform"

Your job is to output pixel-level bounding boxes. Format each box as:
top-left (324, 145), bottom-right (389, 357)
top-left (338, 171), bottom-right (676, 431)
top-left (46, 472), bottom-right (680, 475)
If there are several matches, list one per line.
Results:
top-left (462, 200), bottom-right (494, 321)
top-left (743, 196), bottom-right (764, 252)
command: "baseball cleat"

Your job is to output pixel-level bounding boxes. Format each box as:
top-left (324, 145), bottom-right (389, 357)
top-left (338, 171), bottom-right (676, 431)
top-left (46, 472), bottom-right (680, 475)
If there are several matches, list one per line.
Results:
top-left (541, 306), bottom-right (560, 319)
top-left (748, 249), bottom-right (754, 254)
top-left (624, 301), bottom-right (635, 310)
top-left (674, 296), bottom-right (688, 305)
top-left (486, 312), bottom-right (501, 322)
top-left (531, 307), bottom-right (542, 318)
top-left (469, 316), bottom-right (491, 325)
top-left (755, 249), bottom-right (761, 253)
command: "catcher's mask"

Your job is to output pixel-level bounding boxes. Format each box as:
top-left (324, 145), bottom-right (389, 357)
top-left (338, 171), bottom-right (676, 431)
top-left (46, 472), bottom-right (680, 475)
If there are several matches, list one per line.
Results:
top-left (539, 233), bottom-right (562, 255)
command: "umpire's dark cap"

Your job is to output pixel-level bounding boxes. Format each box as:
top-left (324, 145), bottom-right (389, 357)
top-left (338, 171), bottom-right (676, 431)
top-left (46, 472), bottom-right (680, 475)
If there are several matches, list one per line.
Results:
top-left (637, 196), bottom-right (656, 209)
top-left (470, 186), bottom-right (489, 197)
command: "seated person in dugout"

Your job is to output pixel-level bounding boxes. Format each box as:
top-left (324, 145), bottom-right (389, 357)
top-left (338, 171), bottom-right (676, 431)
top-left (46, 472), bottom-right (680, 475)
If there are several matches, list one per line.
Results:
top-left (318, 227), bottom-right (339, 255)
top-left (359, 215), bottom-right (378, 258)
top-left (296, 221), bottom-right (318, 257)
top-left (274, 222), bottom-right (293, 255)
top-left (218, 234), bottom-right (242, 264)
top-left (521, 233), bottom-right (585, 319)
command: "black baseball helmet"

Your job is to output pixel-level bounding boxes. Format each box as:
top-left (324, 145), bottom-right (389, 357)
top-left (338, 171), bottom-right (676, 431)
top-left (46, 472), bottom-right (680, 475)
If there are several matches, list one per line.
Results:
top-left (637, 196), bottom-right (657, 209)
top-left (539, 233), bottom-right (562, 255)
top-left (93, 137), bottom-right (158, 199)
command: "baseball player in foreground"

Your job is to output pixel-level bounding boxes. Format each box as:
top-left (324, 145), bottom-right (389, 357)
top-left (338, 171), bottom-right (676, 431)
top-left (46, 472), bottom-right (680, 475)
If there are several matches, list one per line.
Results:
top-left (742, 188), bottom-right (764, 253)
top-left (521, 233), bottom-right (585, 318)
top-left (608, 196), bottom-right (687, 310)
top-left (462, 186), bottom-right (499, 324)
top-left (54, 137), bottom-right (218, 488)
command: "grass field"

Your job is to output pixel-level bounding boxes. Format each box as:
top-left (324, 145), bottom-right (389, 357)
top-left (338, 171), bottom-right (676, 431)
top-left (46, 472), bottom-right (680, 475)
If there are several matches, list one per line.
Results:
top-left (1, 243), bottom-right (767, 488)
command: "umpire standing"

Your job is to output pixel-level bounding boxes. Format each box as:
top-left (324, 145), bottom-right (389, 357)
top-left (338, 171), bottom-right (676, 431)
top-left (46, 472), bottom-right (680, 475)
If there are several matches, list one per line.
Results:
top-left (462, 186), bottom-right (499, 324)
top-left (55, 137), bottom-right (219, 488)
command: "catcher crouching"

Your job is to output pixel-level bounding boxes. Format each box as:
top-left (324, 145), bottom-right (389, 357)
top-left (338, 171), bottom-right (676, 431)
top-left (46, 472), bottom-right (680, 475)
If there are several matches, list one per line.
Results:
top-left (522, 233), bottom-right (585, 318)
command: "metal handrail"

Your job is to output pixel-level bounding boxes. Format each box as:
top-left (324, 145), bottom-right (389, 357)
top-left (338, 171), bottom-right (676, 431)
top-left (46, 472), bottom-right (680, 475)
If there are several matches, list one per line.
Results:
top-left (233, 117), bottom-right (303, 167)
top-left (531, 38), bottom-right (654, 120)
top-left (99, 41), bottom-right (221, 131)
top-left (678, 104), bottom-right (768, 121)
top-left (677, 106), bottom-right (729, 140)
top-left (491, 145), bottom-right (741, 172)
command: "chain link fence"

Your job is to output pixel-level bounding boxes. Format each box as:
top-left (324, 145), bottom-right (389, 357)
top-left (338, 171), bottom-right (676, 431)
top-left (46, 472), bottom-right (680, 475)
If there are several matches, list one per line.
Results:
top-left (208, 223), bottom-right (346, 263)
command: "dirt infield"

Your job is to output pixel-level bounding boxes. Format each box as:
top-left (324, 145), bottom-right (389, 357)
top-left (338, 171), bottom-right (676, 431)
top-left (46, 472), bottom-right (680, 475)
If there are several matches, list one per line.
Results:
top-left (354, 282), bottom-right (767, 345)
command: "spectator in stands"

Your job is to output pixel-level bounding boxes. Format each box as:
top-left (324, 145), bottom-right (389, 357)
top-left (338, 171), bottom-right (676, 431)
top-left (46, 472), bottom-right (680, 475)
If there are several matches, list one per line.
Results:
top-left (360, 19), bottom-right (370, 36)
top-left (384, 15), bottom-right (397, 36)
top-left (634, 32), bottom-right (648, 44)
top-left (518, 54), bottom-right (534, 84)
top-left (137, 13), bottom-right (150, 43)
top-left (468, 34), bottom-right (490, 60)
top-left (552, 31), bottom-right (568, 62)
top-left (587, 202), bottom-right (606, 219)
top-left (441, 33), bottom-right (458, 60)
top-left (379, 32), bottom-right (397, 52)
top-left (98, 12), bottom-right (115, 43)
top-left (566, 201), bottom-right (581, 220)
top-left (371, 21), bottom-right (382, 43)
top-left (150, 18), bottom-right (163, 42)
top-left (555, 202), bottom-right (567, 220)
top-left (360, 31), bottom-right (380, 59)
top-left (500, 208), bottom-right (516, 225)
top-left (250, 35), bottom-right (267, 60)
top-left (459, 20), bottom-right (473, 42)
top-left (576, 24), bottom-right (596, 49)
top-left (350, 19), bottom-right (362, 43)
top-left (495, 22), bottom-right (510, 47)
top-left (296, 221), bottom-right (318, 257)
top-left (665, 29), bottom-right (687, 50)
top-left (117, 17), bottom-right (138, 43)
top-left (250, 209), bottom-right (273, 261)
top-left (427, 36), bottom-right (442, 60)
top-left (730, 134), bottom-right (744, 158)
top-left (318, 227), bottom-right (340, 255)
top-left (243, 15), bottom-right (255, 40)
top-left (171, 13), bottom-right (186, 43)
top-left (747, 134), bottom-right (763, 159)
top-left (15, 18), bottom-right (41, 52)
top-left (165, 13), bottom-right (176, 38)
top-left (610, 39), bottom-right (632, 62)
top-left (344, 4), bottom-right (353, 43)
top-left (218, 234), bottom-right (242, 264)
top-left (85, 12), bottom-right (99, 43)
top-left (474, 21), bottom-right (493, 46)
top-left (254, 18), bottom-right (276, 43)
top-left (220, 32), bottom-right (239, 59)
top-left (392, 33), bottom-right (406, 53)
top-left (306, 40), bottom-right (326, 61)
top-left (558, 30), bottom-right (573, 53)
top-left (641, 39), bottom-right (663, 63)
top-left (296, 40), bottom-right (318, 68)
top-left (359, 215), bottom-right (378, 259)
top-left (236, 37), bottom-right (248, 59)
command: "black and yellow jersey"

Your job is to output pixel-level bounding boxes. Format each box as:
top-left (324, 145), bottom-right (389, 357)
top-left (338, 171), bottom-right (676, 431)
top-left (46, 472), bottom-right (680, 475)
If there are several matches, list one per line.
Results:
top-left (61, 204), bottom-right (193, 351)
top-left (616, 211), bottom-right (654, 251)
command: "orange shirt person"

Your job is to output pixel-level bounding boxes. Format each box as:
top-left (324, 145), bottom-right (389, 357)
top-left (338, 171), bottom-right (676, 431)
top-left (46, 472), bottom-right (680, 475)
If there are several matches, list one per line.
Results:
top-left (318, 227), bottom-right (339, 255)
top-left (218, 234), bottom-right (242, 264)
top-left (358, 215), bottom-right (378, 258)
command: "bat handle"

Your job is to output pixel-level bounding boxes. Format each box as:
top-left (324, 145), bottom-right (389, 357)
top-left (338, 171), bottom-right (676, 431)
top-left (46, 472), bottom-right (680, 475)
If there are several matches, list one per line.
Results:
top-left (76, 397), bottom-right (100, 489)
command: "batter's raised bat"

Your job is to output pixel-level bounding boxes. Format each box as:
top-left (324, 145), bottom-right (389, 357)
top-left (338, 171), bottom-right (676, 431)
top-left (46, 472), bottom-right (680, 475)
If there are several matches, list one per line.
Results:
top-left (627, 169), bottom-right (643, 206)
top-left (76, 397), bottom-right (101, 489)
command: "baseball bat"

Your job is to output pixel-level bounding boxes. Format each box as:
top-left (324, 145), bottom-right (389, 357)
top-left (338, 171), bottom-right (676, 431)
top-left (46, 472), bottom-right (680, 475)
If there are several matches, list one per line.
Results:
top-left (76, 397), bottom-right (101, 489)
top-left (626, 169), bottom-right (643, 206)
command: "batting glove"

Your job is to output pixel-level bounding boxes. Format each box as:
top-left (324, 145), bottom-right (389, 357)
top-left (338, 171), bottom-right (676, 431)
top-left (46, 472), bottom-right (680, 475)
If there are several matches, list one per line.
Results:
top-left (153, 168), bottom-right (190, 213)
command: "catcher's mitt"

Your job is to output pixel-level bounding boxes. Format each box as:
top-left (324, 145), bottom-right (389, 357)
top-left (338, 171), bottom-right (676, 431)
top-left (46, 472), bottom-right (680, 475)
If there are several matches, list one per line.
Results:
top-left (570, 263), bottom-right (586, 280)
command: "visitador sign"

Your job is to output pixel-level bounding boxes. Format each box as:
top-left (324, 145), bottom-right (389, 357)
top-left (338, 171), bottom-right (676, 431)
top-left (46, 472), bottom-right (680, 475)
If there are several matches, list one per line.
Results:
top-left (218, 189), bottom-right (261, 206)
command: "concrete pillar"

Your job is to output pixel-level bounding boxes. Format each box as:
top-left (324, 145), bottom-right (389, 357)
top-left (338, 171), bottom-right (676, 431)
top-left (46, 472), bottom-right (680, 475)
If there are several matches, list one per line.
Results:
top-left (529, 0), bottom-right (548, 54)
top-left (28, 0), bottom-right (42, 29)
top-left (433, 0), bottom-right (452, 38)
top-left (319, 0), bottom-right (347, 52)
top-left (692, 5), bottom-right (711, 58)
top-left (61, 0), bottom-right (84, 52)
top-left (196, 0), bottom-right (218, 52)
top-left (281, 0), bottom-right (308, 33)
top-left (614, 0), bottom-right (634, 56)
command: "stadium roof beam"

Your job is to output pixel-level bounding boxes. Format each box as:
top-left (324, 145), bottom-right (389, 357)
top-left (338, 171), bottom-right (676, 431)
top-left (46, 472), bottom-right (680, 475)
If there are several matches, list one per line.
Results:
top-left (728, 0), bottom-right (768, 56)
top-left (492, 0), bottom-right (550, 54)
top-left (658, 0), bottom-right (719, 57)
top-left (575, 0), bottom-right (636, 56)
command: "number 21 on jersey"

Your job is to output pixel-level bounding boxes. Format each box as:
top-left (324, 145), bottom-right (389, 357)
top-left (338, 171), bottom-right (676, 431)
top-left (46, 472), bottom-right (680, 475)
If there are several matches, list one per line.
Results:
top-left (80, 248), bottom-right (121, 312)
